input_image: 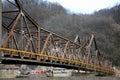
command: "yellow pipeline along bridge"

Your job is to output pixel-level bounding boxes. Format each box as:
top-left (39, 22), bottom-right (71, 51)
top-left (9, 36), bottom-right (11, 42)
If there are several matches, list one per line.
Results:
top-left (0, 0), bottom-right (114, 75)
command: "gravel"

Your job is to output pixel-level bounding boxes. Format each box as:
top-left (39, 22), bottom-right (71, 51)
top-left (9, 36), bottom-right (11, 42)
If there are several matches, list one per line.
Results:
top-left (0, 76), bottom-right (120, 80)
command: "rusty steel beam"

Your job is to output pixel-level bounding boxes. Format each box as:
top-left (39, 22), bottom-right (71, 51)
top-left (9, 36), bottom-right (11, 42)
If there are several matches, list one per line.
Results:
top-left (2, 13), bottom-right (21, 48)
top-left (86, 34), bottom-right (94, 63)
top-left (7, 0), bottom-right (18, 8)
top-left (37, 27), bottom-right (40, 54)
top-left (74, 35), bottom-right (81, 45)
top-left (2, 10), bottom-right (19, 13)
top-left (41, 34), bottom-right (51, 54)
top-left (63, 41), bottom-right (69, 54)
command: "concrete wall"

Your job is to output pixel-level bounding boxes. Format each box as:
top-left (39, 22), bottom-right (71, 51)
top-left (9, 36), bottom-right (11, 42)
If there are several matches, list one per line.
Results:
top-left (0, 69), bottom-right (19, 78)
top-left (115, 70), bottom-right (120, 77)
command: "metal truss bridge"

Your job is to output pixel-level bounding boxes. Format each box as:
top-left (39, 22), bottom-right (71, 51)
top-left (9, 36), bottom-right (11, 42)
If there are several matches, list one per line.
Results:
top-left (0, 0), bottom-right (114, 75)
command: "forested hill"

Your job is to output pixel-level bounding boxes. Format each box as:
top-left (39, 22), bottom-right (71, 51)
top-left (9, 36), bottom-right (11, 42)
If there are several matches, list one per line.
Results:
top-left (95, 4), bottom-right (120, 24)
top-left (3, 0), bottom-right (120, 66)
top-left (94, 5), bottom-right (120, 66)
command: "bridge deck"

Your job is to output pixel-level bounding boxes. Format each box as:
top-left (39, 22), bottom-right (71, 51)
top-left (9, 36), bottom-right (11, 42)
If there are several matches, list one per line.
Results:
top-left (0, 48), bottom-right (114, 75)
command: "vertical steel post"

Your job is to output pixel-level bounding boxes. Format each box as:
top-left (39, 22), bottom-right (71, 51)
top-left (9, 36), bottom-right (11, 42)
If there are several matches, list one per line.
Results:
top-left (0, 0), bottom-right (2, 48)
top-left (0, 0), bottom-right (2, 62)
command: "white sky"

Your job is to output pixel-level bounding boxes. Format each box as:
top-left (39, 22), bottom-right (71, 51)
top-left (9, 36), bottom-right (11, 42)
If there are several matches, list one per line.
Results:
top-left (47, 0), bottom-right (120, 14)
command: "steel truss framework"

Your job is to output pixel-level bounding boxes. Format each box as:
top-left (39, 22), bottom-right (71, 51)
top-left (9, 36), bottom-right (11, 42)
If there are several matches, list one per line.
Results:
top-left (0, 0), bottom-right (114, 75)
